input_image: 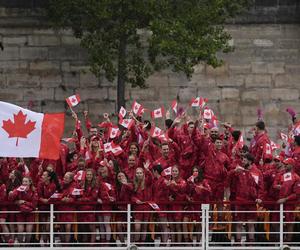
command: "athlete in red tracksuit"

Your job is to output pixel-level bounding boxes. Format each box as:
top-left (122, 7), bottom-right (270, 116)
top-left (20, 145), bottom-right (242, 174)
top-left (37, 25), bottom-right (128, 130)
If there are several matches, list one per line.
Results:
top-left (0, 183), bottom-right (10, 244)
top-left (37, 170), bottom-right (57, 244)
top-left (153, 141), bottom-right (179, 170)
top-left (291, 135), bottom-right (300, 176)
top-left (9, 176), bottom-right (38, 244)
top-left (131, 164), bottom-right (153, 243)
top-left (167, 165), bottom-right (187, 244)
top-left (274, 158), bottom-right (300, 242)
top-left (226, 155), bottom-right (258, 243)
top-left (75, 169), bottom-right (98, 244)
top-left (115, 172), bottom-right (133, 243)
top-left (56, 172), bottom-right (76, 243)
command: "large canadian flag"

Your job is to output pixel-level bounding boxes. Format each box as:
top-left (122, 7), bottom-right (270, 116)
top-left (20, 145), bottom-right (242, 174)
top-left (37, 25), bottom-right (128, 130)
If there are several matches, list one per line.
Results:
top-left (0, 101), bottom-right (64, 159)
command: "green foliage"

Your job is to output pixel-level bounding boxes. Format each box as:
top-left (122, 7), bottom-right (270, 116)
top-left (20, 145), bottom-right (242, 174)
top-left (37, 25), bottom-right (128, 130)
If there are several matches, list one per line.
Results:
top-left (47, 0), bottom-right (250, 88)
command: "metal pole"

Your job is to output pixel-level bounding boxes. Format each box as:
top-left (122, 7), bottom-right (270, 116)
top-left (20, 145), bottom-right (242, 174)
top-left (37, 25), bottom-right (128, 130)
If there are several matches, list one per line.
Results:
top-left (201, 204), bottom-right (207, 250)
top-left (50, 204), bottom-right (54, 249)
top-left (127, 204), bottom-right (131, 249)
top-left (202, 204), bottom-right (210, 250)
top-left (279, 203), bottom-right (284, 248)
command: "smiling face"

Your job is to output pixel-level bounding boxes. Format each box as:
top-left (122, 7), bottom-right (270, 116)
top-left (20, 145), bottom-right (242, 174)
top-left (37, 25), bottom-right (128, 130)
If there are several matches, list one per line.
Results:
top-left (42, 171), bottom-right (51, 183)
top-left (171, 166), bottom-right (179, 179)
top-left (128, 155), bottom-right (136, 168)
top-left (89, 128), bottom-right (98, 137)
top-left (63, 172), bottom-right (72, 184)
top-left (117, 172), bottom-right (127, 183)
top-left (215, 139), bottom-right (223, 150)
top-left (22, 177), bottom-right (31, 187)
top-left (161, 144), bottom-right (169, 157)
top-left (86, 170), bottom-right (93, 182)
top-left (130, 144), bottom-right (138, 155)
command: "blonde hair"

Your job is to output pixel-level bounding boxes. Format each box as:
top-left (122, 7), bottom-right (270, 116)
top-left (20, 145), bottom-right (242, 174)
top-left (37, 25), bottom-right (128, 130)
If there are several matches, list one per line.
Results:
top-left (133, 167), bottom-right (145, 192)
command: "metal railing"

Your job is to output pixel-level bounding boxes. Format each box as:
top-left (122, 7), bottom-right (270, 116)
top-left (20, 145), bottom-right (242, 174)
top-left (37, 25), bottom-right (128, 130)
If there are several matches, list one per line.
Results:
top-left (0, 202), bottom-right (299, 249)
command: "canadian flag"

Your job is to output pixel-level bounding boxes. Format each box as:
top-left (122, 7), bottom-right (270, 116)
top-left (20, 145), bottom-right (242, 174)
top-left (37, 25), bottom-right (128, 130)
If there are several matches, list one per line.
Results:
top-left (150, 126), bottom-right (163, 138)
top-left (148, 202), bottom-right (160, 211)
top-left (280, 132), bottom-right (288, 142)
top-left (151, 107), bottom-right (164, 119)
top-left (158, 133), bottom-right (169, 142)
top-left (0, 101), bottom-right (64, 160)
top-left (17, 185), bottom-right (27, 192)
top-left (234, 134), bottom-right (244, 150)
top-left (132, 101), bottom-right (143, 116)
top-left (104, 142), bottom-right (113, 153)
top-left (119, 106), bottom-right (127, 119)
top-left (108, 126), bottom-right (121, 139)
top-left (103, 182), bottom-right (112, 190)
top-left (264, 143), bottom-right (273, 159)
top-left (74, 170), bottom-right (86, 181)
top-left (50, 192), bottom-right (63, 200)
top-left (119, 118), bottom-right (134, 129)
top-left (210, 115), bottom-right (218, 128)
top-left (270, 141), bottom-right (280, 150)
top-left (71, 188), bottom-right (84, 196)
top-left (203, 108), bottom-right (214, 120)
top-left (190, 97), bottom-right (207, 108)
top-left (162, 166), bottom-right (172, 176)
top-left (171, 100), bottom-right (177, 114)
top-left (111, 143), bottom-right (124, 156)
top-left (66, 94), bottom-right (81, 107)
top-left (283, 172), bottom-right (292, 182)
top-left (250, 173), bottom-right (259, 185)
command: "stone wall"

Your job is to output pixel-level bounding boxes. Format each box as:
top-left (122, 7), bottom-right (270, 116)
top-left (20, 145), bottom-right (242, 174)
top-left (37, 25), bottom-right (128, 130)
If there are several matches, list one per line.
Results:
top-left (0, 7), bottom-right (299, 138)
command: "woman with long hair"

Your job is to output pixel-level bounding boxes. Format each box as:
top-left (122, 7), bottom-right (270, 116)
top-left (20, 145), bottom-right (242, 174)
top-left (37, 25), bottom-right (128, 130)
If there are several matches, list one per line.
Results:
top-left (37, 170), bottom-right (57, 245)
top-left (6, 170), bottom-right (22, 242)
top-left (8, 176), bottom-right (38, 245)
top-left (77, 168), bottom-right (98, 245)
top-left (167, 165), bottom-right (187, 245)
top-left (131, 162), bottom-right (153, 245)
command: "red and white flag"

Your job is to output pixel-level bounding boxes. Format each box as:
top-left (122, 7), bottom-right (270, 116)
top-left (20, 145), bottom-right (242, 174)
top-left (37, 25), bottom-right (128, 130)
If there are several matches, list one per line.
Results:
top-left (104, 182), bottom-right (112, 191)
top-left (151, 107), bottom-right (164, 119)
top-left (280, 132), bottom-right (288, 142)
top-left (203, 108), bottom-right (214, 120)
top-left (111, 142), bottom-right (124, 156)
top-left (158, 133), bottom-right (169, 142)
top-left (190, 97), bottom-right (207, 108)
top-left (132, 101), bottom-right (143, 116)
top-left (17, 185), bottom-right (27, 192)
top-left (119, 118), bottom-right (134, 129)
top-left (162, 166), bottom-right (172, 176)
top-left (71, 188), bottom-right (84, 196)
top-left (271, 141), bottom-right (280, 150)
top-left (62, 138), bottom-right (76, 143)
top-left (234, 134), bottom-right (244, 150)
top-left (210, 115), bottom-right (218, 128)
top-left (104, 142), bottom-right (113, 153)
top-left (66, 94), bottom-right (81, 107)
top-left (150, 126), bottom-right (163, 138)
top-left (119, 106), bottom-right (127, 119)
top-left (264, 143), bottom-right (273, 159)
top-left (50, 192), bottom-right (63, 200)
top-left (148, 202), bottom-right (160, 211)
top-left (0, 101), bottom-right (64, 160)
top-left (108, 126), bottom-right (121, 139)
top-left (74, 170), bottom-right (86, 181)
top-left (171, 100), bottom-right (177, 114)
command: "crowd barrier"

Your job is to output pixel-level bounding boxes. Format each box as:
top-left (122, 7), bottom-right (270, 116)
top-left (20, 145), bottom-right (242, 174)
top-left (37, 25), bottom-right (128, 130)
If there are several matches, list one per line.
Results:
top-left (0, 202), bottom-right (299, 249)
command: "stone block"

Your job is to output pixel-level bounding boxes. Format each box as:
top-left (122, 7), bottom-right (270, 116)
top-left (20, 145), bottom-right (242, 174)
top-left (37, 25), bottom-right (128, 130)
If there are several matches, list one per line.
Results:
top-left (253, 39), bottom-right (274, 47)
top-left (130, 87), bottom-right (157, 101)
top-left (0, 61), bottom-right (20, 70)
top-left (0, 47), bottom-right (19, 60)
top-left (190, 74), bottom-right (216, 87)
top-left (78, 87), bottom-right (108, 101)
top-left (277, 39), bottom-right (300, 49)
top-left (241, 89), bottom-right (271, 101)
top-left (158, 87), bottom-right (179, 101)
top-left (20, 47), bottom-right (48, 60)
top-left (245, 74), bottom-right (272, 87)
top-left (87, 102), bottom-right (116, 116)
top-left (285, 64), bottom-right (300, 73)
top-left (40, 74), bottom-right (62, 87)
top-left (267, 62), bottom-right (285, 74)
top-left (229, 64), bottom-right (251, 74)
top-left (23, 88), bottom-right (55, 101)
top-left (216, 75), bottom-right (244, 87)
top-left (3, 36), bottom-right (27, 45)
top-left (7, 73), bottom-right (40, 88)
top-left (30, 61), bottom-right (60, 71)
top-left (221, 88), bottom-right (240, 100)
top-left (61, 35), bottom-right (81, 45)
top-left (177, 87), bottom-right (198, 102)
top-left (28, 35), bottom-right (61, 46)
top-left (222, 114), bottom-right (242, 126)
top-left (108, 87), bottom-right (130, 101)
top-left (80, 72), bottom-right (99, 87)
top-left (193, 64), bottom-right (205, 74)
top-left (145, 72), bottom-right (169, 87)
top-left (41, 100), bottom-right (65, 113)
top-left (48, 47), bottom-right (84, 60)
top-left (54, 87), bottom-right (75, 101)
top-left (62, 72), bottom-right (80, 88)
top-left (242, 115), bottom-right (259, 126)
top-left (0, 89), bottom-right (23, 101)
top-left (206, 63), bottom-right (228, 76)
top-left (197, 88), bottom-right (221, 101)
top-left (168, 73), bottom-right (189, 87)
top-left (219, 101), bottom-right (240, 114)
top-left (271, 88), bottom-right (299, 100)
top-left (251, 62), bottom-right (268, 74)
top-left (275, 74), bottom-right (300, 87)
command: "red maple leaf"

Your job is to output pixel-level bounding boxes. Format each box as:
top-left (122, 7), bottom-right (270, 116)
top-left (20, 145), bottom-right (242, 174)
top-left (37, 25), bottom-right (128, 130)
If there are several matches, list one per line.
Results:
top-left (2, 110), bottom-right (36, 146)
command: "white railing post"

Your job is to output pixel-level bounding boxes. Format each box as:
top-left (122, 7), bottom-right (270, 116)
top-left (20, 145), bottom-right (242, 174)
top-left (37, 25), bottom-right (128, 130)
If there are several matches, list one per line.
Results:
top-left (202, 204), bottom-right (210, 250)
top-left (50, 204), bottom-right (54, 249)
top-left (279, 203), bottom-right (284, 248)
top-left (127, 204), bottom-right (131, 248)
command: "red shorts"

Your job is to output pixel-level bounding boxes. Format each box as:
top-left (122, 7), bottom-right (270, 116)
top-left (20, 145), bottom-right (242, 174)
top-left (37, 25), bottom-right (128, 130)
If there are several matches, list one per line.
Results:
top-left (133, 204), bottom-right (151, 221)
top-left (97, 204), bottom-right (113, 217)
top-left (56, 212), bottom-right (75, 223)
top-left (168, 204), bottom-right (184, 221)
top-left (16, 212), bottom-right (35, 223)
top-left (235, 204), bottom-right (257, 221)
top-left (207, 180), bottom-right (224, 202)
